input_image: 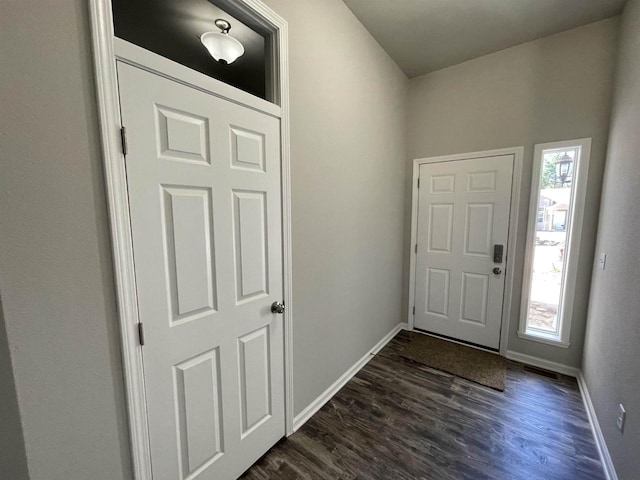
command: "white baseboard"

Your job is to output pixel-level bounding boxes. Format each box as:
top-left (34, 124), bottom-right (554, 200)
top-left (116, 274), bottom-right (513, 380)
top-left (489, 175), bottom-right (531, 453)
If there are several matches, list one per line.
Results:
top-left (292, 322), bottom-right (408, 432)
top-left (507, 352), bottom-right (618, 479)
top-left (292, 330), bottom-right (617, 480)
top-left (292, 335), bottom-right (617, 480)
top-left (505, 350), bottom-right (580, 377)
top-left (577, 372), bottom-right (619, 480)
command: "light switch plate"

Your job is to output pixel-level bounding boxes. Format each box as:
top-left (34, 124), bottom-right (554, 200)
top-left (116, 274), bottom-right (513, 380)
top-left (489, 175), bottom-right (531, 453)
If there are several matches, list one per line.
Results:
top-left (599, 253), bottom-right (607, 270)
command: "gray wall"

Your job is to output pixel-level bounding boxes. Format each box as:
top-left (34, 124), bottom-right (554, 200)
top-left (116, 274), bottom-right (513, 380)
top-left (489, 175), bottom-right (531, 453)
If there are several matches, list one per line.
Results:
top-left (0, 297), bottom-right (29, 480)
top-left (582, 1), bottom-right (640, 478)
top-left (0, 1), bottom-right (132, 479)
top-left (406, 19), bottom-right (618, 367)
top-left (2, 0), bottom-right (630, 476)
top-left (262, 0), bottom-right (409, 415)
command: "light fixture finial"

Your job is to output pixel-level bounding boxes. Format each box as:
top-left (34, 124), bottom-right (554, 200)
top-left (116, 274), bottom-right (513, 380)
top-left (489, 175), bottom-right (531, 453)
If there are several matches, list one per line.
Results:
top-left (214, 18), bottom-right (231, 34)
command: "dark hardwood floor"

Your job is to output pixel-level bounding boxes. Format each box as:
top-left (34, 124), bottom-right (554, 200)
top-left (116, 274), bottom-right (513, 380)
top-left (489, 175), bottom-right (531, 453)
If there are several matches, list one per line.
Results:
top-left (242, 330), bottom-right (604, 480)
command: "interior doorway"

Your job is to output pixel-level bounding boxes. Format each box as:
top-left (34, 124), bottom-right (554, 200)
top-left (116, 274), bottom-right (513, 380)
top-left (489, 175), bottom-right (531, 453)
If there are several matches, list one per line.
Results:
top-left (89, 1), bottom-right (292, 478)
top-left (118, 61), bottom-right (285, 479)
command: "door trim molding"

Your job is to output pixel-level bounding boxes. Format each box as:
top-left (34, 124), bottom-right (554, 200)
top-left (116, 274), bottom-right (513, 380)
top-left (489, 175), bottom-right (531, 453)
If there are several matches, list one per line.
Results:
top-left (407, 147), bottom-right (523, 356)
top-left (88, 2), bottom-right (292, 479)
top-left (113, 38), bottom-right (282, 118)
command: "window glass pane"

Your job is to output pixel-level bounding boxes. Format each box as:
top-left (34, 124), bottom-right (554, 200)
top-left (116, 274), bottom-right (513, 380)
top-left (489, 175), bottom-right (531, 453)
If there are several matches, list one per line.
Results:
top-left (526, 149), bottom-right (576, 334)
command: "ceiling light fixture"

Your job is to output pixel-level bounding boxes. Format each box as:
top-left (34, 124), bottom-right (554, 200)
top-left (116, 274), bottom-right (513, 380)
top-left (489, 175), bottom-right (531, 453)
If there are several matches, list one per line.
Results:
top-left (201, 19), bottom-right (245, 65)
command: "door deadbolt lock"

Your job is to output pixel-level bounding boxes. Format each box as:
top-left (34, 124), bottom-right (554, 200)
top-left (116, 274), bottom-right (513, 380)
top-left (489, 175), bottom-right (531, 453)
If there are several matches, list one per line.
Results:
top-left (492, 267), bottom-right (502, 275)
top-left (271, 301), bottom-right (285, 314)
top-left (493, 244), bottom-right (504, 263)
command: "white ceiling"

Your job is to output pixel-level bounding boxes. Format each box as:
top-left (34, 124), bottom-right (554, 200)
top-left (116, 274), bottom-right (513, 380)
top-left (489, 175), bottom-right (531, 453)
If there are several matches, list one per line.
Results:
top-left (343, 0), bottom-right (626, 78)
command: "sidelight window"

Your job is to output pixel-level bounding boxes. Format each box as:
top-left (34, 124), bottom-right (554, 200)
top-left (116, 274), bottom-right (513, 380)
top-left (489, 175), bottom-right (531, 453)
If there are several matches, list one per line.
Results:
top-left (519, 139), bottom-right (591, 346)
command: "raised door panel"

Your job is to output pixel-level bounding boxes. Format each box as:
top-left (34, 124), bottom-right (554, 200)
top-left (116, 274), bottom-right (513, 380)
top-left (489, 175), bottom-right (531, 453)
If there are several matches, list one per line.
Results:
top-left (232, 191), bottom-right (269, 304)
top-left (156, 105), bottom-right (210, 165)
top-left (238, 327), bottom-right (272, 438)
top-left (464, 204), bottom-right (494, 257)
top-left (467, 171), bottom-right (497, 192)
top-left (460, 273), bottom-right (489, 325)
top-left (428, 204), bottom-right (454, 253)
top-left (230, 127), bottom-right (266, 173)
top-left (161, 186), bottom-right (217, 324)
top-left (174, 349), bottom-right (224, 479)
top-left (430, 174), bottom-right (455, 194)
top-left (425, 268), bottom-right (450, 318)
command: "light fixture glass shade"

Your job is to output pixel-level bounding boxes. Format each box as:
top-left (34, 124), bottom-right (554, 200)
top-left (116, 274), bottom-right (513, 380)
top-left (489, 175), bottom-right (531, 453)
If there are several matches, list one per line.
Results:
top-left (200, 31), bottom-right (245, 65)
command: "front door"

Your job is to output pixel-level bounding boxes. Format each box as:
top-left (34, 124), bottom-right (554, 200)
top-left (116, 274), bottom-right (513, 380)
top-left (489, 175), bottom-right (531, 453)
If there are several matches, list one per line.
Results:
top-left (414, 155), bottom-right (514, 349)
top-left (118, 62), bottom-right (285, 479)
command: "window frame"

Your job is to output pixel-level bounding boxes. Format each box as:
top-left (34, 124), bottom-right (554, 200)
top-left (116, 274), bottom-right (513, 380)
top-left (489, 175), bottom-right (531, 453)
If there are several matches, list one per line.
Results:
top-left (518, 138), bottom-right (592, 347)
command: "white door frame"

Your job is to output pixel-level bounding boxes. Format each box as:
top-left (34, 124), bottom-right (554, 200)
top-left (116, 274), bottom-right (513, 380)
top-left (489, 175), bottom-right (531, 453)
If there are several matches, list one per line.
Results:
top-left (407, 147), bottom-right (523, 356)
top-left (88, 2), bottom-right (293, 479)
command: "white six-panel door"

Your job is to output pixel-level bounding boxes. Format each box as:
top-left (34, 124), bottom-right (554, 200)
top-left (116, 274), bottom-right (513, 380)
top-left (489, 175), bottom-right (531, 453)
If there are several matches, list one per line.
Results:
top-left (117, 62), bottom-right (284, 479)
top-left (414, 155), bottom-right (514, 349)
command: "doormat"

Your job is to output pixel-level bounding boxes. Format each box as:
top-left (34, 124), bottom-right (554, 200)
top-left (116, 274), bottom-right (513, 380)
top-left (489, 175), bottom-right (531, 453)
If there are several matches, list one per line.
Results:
top-left (400, 334), bottom-right (507, 391)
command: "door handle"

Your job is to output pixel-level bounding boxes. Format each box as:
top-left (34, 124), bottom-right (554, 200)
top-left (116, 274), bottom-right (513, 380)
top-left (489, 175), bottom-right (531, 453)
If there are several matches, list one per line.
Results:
top-left (271, 301), bottom-right (285, 314)
top-left (492, 267), bottom-right (502, 275)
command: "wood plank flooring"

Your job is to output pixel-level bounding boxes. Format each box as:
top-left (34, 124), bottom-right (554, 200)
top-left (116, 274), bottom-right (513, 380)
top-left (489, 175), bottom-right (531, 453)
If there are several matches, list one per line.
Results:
top-left (242, 330), bottom-right (604, 480)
